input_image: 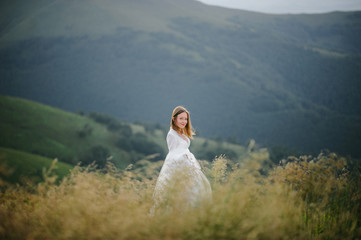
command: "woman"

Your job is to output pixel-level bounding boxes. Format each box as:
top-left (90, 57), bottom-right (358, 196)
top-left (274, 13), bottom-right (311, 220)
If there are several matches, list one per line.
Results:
top-left (152, 106), bottom-right (212, 212)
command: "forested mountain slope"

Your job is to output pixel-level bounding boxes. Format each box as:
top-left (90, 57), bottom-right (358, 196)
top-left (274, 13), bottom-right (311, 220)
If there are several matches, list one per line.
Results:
top-left (1, 0), bottom-right (360, 157)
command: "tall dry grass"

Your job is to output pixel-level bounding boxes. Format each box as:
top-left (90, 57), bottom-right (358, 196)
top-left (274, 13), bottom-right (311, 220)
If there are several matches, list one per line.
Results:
top-left (0, 152), bottom-right (360, 239)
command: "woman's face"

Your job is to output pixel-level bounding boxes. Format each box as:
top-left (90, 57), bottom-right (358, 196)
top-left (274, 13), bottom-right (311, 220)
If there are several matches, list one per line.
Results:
top-left (174, 112), bottom-right (188, 129)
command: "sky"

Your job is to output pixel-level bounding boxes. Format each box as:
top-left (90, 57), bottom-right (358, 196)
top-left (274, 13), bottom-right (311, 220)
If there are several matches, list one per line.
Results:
top-left (197, 0), bottom-right (361, 14)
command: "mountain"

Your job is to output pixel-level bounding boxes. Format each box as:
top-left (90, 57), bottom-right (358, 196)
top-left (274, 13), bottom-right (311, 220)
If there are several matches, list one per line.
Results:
top-left (0, 0), bottom-right (360, 157)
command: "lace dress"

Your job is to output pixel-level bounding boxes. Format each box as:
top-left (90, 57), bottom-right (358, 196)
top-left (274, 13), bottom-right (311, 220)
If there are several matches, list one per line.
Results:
top-left (152, 128), bottom-right (212, 210)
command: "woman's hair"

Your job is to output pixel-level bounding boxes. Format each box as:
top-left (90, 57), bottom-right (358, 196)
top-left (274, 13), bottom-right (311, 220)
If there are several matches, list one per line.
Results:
top-left (170, 106), bottom-right (195, 139)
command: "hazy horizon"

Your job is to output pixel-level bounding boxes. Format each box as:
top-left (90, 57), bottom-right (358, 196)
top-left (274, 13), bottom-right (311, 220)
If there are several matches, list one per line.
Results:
top-left (197, 0), bottom-right (361, 14)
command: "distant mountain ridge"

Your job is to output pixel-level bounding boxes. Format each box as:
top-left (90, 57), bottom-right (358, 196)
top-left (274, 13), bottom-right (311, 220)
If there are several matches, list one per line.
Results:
top-left (1, 0), bottom-right (360, 157)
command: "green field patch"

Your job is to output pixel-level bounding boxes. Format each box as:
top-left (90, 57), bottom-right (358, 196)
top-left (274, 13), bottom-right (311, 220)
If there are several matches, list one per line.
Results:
top-left (0, 95), bottom-right (134, 167)
top-left (0, 147), bottom-right (73, 184)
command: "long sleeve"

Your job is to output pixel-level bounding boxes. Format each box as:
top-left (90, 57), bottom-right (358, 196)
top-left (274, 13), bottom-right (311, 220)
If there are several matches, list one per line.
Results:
top-left (166, 132), bottom-right (179, 152)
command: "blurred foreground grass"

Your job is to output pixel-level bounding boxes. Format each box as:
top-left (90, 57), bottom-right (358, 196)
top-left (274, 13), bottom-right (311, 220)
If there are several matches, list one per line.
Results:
top-left (0, 152), bottom-right (360, 239)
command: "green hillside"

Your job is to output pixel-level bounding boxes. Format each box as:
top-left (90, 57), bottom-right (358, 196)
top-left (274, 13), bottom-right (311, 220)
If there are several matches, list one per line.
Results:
top-left (0, 0), bottom-right (360, 157)
top-left (0, 95), bottom-right (248, 180)
top-left (0, 147), bottom-right (72, 184)
top-left (0, 95), bottom-right (136, 168)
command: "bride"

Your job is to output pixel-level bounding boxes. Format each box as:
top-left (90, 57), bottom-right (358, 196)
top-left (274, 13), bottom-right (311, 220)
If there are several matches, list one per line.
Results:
top-left (152, 106), bottom-right (212, 212)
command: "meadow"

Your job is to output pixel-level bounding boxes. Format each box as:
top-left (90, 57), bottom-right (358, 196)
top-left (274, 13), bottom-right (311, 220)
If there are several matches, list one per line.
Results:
top-left (1, 151), bottom-right (360, 239)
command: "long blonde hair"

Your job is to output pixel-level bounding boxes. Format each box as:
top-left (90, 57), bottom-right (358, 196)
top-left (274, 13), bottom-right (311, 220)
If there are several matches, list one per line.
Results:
top-left (170, 106), bottom-right (195, 139)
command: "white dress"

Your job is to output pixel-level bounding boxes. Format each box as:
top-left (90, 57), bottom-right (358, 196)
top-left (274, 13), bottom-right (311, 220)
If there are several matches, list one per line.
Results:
top-left (152, 128), bottom-right (212, 210)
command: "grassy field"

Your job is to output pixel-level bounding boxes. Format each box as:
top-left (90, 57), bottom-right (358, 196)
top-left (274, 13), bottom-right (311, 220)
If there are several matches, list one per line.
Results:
top-left (0, 152), bottom-right (359, 239)
top-left (0, 95), bottom-right (359, 238)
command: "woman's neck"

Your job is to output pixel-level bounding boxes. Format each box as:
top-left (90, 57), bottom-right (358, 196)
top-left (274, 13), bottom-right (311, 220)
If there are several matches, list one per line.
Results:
top-left (173, 127), bottom-right (184, 135)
